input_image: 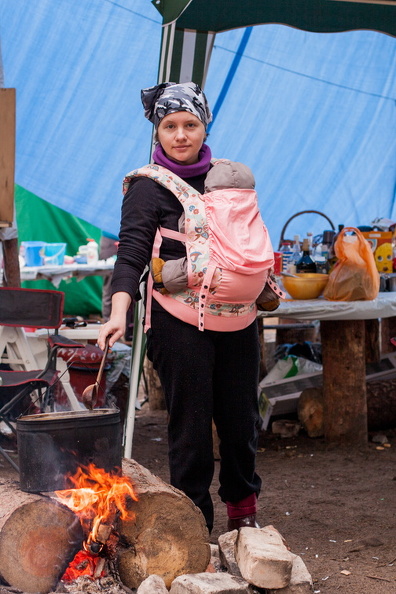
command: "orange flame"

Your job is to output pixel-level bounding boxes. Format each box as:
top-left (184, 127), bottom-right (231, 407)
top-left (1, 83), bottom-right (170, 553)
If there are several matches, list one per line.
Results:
top-left (56, 463), bottom-right (138, 548)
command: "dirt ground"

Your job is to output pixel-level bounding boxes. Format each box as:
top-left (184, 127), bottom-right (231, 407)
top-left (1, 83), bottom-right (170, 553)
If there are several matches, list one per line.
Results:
top-left (130, 405), bottom-right (396, 594)
top-left (1, 404), bottom-right (395, 594)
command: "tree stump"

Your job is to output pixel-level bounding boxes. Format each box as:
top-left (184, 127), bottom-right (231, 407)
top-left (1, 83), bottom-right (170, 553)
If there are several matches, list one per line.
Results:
top-left (0, 479), bottom-right (83, 594)
top-left (118, 459), bottom-right (210, 589)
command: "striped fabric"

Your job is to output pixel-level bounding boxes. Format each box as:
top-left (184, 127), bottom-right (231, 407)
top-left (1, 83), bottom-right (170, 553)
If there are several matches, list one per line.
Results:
top-left (158, 24), bottom-right (215, 86)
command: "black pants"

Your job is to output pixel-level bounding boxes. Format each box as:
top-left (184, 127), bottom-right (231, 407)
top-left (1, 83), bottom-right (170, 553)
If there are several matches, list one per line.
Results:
top-left (147, 308), bottom-right (262, 531)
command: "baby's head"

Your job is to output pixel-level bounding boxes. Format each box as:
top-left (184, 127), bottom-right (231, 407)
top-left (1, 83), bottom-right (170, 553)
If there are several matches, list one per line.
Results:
top-left (205, 160), bottom-right (255, 193)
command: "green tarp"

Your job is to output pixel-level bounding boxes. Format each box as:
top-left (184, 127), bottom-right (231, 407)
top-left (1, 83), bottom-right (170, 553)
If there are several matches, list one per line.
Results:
top-left (15, 186), bottom-right (103, 317)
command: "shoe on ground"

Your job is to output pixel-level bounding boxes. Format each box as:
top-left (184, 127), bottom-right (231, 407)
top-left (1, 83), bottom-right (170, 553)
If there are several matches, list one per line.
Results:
top-left (227, 514), bottom-right (260, 531)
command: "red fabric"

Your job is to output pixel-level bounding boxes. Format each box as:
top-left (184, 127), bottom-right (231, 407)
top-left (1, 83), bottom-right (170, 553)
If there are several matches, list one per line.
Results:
top-left (57, 344), bottom-right (105, 367)
top-left (226, 493), bottom-right (257, 519)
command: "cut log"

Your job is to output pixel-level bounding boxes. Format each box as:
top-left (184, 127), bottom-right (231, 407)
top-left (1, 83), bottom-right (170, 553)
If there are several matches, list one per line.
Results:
top-left (118, 459), bottom-right (210, 589)
top-left (0, 479), bottom-right (83, 594)
top-left (298, 387), bottom-right (324, 438)
top-left (298, 378), bottom-right (396, 436)
top-left (366, 377), bottom-right (396, 431)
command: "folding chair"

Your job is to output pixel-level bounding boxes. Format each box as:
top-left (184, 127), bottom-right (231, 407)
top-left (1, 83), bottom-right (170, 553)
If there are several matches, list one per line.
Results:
top-left (0, 287), bottom-right (85, 470)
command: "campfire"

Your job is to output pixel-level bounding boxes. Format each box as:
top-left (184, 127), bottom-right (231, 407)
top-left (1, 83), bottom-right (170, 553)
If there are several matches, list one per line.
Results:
top-left (55, 463), bottom-right (138, 583)
top-left (0, 458), bottom-right (211, 593)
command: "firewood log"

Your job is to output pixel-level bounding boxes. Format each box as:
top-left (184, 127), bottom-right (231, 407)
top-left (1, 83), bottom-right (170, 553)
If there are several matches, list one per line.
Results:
top-left (297, 388), bottom-right (324, 438)
top-left (0, 479), bottom-right (83, 594)
top-left (118, 459), bottom-right (210, 589)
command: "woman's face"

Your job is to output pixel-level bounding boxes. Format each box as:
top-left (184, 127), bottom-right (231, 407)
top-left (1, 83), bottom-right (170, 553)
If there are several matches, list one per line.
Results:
top-left (157, 111), bottom-right (206, 165)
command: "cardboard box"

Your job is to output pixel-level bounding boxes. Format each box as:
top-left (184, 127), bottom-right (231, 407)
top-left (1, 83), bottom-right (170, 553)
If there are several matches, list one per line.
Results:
top-left (362, 231), bottom-right (393, 273)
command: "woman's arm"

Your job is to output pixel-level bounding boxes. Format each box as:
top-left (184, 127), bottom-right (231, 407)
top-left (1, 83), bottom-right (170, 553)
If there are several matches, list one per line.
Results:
top-left (98, 291), bottom-right (131, 348)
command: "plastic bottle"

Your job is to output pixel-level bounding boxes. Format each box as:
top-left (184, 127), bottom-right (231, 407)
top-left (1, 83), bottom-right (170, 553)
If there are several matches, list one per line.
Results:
top-left (86, 238), bottom-right (99, 265)
top-left (288, 235), bottom-right (301, 273)
top-left (296, 238), bottom-right (317, 273)
top-left (279, 240), bottom-right (293, 273)
top-left (313, 243), bottom-right (328, 274)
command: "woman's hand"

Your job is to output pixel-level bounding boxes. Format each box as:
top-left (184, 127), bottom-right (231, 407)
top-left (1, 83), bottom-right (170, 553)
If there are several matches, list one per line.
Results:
top-left (98, 317), bottom-right (125, 349)
top-left (98, 291), bottom-right (132, 349)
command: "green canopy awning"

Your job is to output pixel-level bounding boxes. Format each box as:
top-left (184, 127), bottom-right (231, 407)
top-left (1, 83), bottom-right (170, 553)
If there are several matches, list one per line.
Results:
top-left (154, 0), bottom-right (396, 36)
top-left (153, 0), bottom-right (396, 87)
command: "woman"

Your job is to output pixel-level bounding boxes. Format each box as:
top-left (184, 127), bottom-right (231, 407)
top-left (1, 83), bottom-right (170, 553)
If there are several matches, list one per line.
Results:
top-left (98, 82), bottom-right (263, 533)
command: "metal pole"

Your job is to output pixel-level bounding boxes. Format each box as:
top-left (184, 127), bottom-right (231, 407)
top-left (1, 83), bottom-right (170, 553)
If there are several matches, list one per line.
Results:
top-left (123, 298), bottom-right (145, 458)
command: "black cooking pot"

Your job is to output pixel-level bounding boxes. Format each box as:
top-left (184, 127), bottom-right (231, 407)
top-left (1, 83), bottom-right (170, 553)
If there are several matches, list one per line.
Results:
top-left (16, 409), bottom-right (122, 493)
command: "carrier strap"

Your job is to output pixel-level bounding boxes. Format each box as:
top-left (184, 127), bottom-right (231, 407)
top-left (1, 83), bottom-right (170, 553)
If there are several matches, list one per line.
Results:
top-left (267, 274), bottom-right (287, 299)
top-left (160, 227), bottom-right (187, 243)
top-left (198, 264), bottom-right (217, 331)
top-left (144, 227), bottom-right (188, 333)
top-left (144, 229), bottom-right (162, 333)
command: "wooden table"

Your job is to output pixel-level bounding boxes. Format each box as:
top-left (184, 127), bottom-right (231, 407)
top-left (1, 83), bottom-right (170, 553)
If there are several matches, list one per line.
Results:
top-left (258, 292), bottom-right (396, 446)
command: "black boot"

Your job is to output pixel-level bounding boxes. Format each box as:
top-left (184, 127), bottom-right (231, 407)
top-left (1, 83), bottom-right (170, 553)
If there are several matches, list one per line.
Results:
top-left (227, 514), bottom-right (260, 531)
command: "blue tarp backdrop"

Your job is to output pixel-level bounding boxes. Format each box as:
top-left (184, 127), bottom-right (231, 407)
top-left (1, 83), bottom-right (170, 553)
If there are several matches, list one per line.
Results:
top-left (1, 0), bottom-right (396, 245)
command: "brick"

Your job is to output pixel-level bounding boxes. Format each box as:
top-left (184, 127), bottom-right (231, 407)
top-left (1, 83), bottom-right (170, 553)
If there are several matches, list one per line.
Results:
top-left (267, 555), bottom-right (313, 594)
top-left (169, 572), bottom-right (252, 593)
top-left (235, 527), bottom-right (294, 589)
top-left (259, 525), bottom-right (290, 549)
top-left (137, 574), bottom-right (168, 593)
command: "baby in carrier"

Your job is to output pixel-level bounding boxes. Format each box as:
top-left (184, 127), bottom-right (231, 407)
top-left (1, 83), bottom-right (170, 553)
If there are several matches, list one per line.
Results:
top-left (150, 160), bottom-right (283, 312)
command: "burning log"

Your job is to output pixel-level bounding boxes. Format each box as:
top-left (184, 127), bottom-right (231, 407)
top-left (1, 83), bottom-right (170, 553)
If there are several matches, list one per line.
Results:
top-left (118, 459), bottom-right (211, 589)
top-left (0, 479), bottom-right (83, 594)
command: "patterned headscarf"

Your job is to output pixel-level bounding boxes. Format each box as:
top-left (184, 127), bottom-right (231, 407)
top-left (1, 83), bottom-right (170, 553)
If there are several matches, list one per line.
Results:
top-left (141, 82), bottom-right (212, 129)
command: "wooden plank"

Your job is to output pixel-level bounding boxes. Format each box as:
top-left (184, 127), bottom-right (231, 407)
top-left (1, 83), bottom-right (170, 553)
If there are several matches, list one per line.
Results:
top-left (321, 319), bottom-right (368, 446)
top-left (0, 88), bottom-right (16, 226)
top-left (2, 237), bottom-right (20, 287)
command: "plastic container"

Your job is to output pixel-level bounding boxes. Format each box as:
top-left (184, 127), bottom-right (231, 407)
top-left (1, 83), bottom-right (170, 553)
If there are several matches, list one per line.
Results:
top-left (21, 241), bottom-right (46, 266)
top-left (44, 242), bottom-right (66, 265)
top-left (282, 273), bottom-right (329, 300)
top-left (86, 238), bottom-right (99, 265)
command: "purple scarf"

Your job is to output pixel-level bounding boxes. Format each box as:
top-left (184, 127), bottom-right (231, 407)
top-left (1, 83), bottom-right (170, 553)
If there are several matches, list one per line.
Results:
top-left (152, 143), bottom-right (212, 178)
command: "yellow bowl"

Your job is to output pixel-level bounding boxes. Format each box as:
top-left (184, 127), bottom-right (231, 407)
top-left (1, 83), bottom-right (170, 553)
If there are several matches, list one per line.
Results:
top-left (282, 273), bottom-right (329, 300)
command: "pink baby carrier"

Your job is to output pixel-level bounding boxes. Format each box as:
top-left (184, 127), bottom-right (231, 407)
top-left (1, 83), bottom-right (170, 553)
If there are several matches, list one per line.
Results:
top-left (123, 161), bottom-right (276, 332)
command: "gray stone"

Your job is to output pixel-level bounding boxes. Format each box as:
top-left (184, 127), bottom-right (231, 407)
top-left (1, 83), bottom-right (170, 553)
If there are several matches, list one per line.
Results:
top-left (169, 572), bottom-right (252, 593)
top-left (209, 543), bottom-right (223, 572)
top-left (218, 529), bottom-right (242, 577)
top-left (137, 574), bottom-right (168, 594)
